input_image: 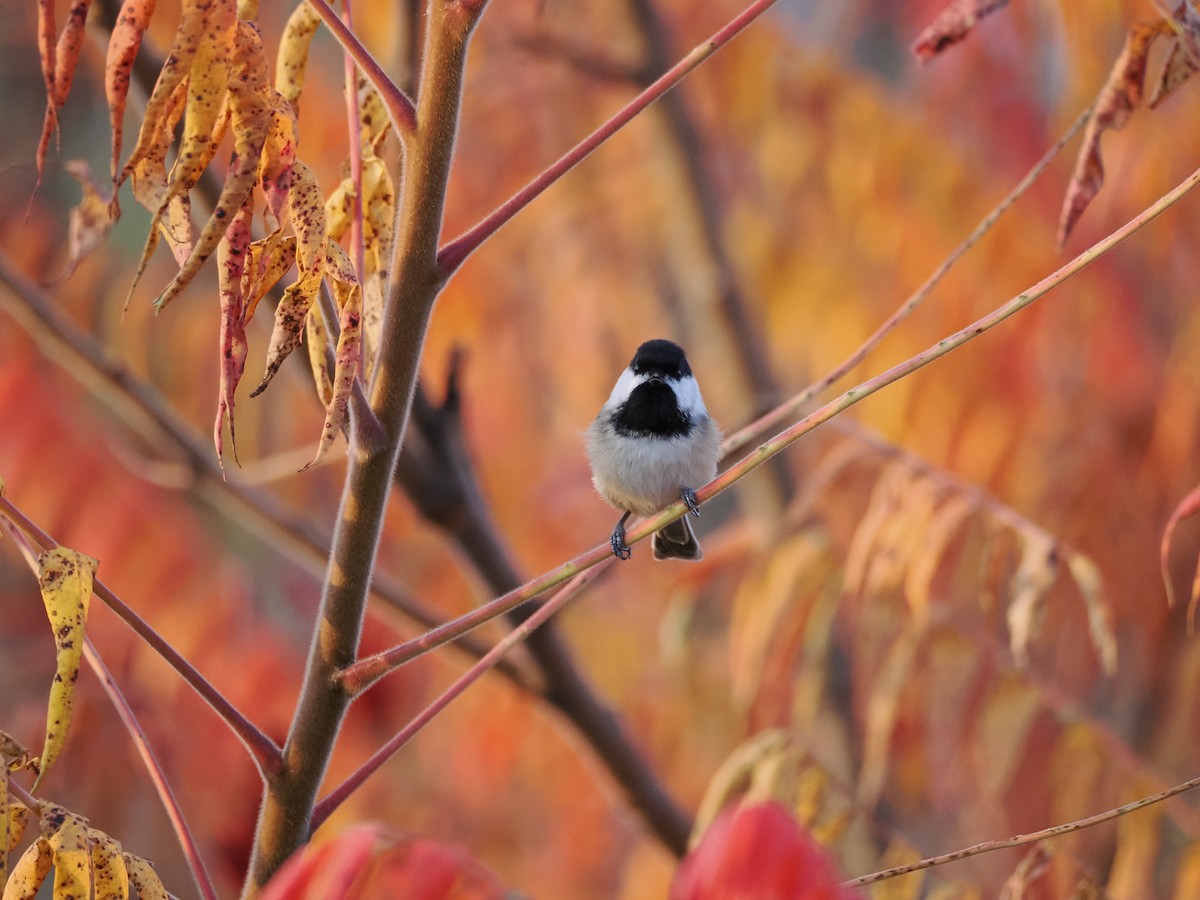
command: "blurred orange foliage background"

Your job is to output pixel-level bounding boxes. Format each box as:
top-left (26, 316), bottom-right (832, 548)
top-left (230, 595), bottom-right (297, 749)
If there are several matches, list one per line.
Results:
top-left (4, 0), bottom-right (1200, 896)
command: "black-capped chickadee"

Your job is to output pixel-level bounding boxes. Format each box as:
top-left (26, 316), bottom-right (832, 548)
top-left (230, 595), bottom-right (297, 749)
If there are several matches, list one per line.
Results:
top-left (587, 339), bottom-right (721, 561)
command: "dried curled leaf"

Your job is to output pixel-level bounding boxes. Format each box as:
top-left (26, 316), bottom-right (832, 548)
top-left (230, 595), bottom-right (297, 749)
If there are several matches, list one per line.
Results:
top-left (305, 299), bottom-right (334, 406)
top-left (1065, 552), bottom-right (1118, 674)
top-left (53, 161), bottom-right (117, 285)
top-left (33, 547), bottom-right (98, 792)
top-left (1006, 533), bottom-right (1058, 668)
top-left (1058, 20), bottom-right (1168, 249)
top-left (105, 0), bottom-right (157, 186)
top-left (912, 0), bottom-right (1011, 63)
top-left (1149, 3), bottom-right (1200, 109)
top-left (215, 196), bottom-right (255, 473)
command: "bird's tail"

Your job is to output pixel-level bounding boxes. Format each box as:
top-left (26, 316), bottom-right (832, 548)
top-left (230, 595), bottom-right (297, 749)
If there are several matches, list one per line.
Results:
top-left (653, 516), bottom-right (702, 561)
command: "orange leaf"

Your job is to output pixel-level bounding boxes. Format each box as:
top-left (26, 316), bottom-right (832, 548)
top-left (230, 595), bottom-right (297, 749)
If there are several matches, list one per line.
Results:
top-left (34, 0), bottom-right (95, 193)
top-left (1057, 20), bottom-right (1168, 249)
top-left (119, 0), bottom-right (210, 192)
top-left (105, 0), bottom-right (157, 186)
top-left (911, 0), bottom-right (1010, 63)
top-left (215, 196), bottom-right (255, 473)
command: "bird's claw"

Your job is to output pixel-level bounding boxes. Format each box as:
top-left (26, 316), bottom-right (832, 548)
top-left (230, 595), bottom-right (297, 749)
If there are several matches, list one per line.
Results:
top-left (682, 488), bottom-right (701, 518)
top-left (610, 524), bottom-right (632, 560)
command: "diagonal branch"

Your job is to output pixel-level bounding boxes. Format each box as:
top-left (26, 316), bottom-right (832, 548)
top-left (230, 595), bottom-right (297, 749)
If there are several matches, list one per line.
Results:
top-left (435, 0), bottom-right (781, 274)
top-left (341, 161), bottom-right (1200, 689)
top-left (1, 493), bottom-right (282, 776)
top-left (305, 0), bottom-right (417, 136)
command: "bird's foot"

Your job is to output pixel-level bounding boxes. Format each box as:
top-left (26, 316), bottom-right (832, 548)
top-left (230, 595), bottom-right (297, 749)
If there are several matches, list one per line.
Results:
top-left (610, 521), bottom-right (632, 560)
top-left (682, 487), bottom-right (701, 518)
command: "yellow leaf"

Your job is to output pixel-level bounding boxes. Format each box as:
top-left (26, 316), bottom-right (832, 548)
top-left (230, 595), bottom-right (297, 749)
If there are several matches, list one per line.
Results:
top-left (903, 492), bottom-right (976, 621)
top-left (974, 677), bottom-right (1041, 800)
top-left (305, 301), bottom-right (334, 406)
top-left (244, 234), bottom-right (297, 324)
top-left (0, 732), bottom-right (35, 773)
top-left (32, 547), bottom-right (97, 792)
top-left (39, 802), bottom-right (91, 900)
top-left (88, 828), bottom-right (129, 900)
top-left (119, 0), bottom-right (211, 192)
top-left (858, 624), bottom-right (920, 809)
top-left (2, 837), bottom-right (52, 900)
top-left (123, 854), bottom-right (168, 900)
top-left (289, 160), bottom-right (328, 277)
top-left (253, 270), bottom-right (322, 396)
top-left (872, 839), bottom-right (923, 900)
top-left (275, 2), bottom-right (322, 105)
top-left (5, 803), bottom-right (31, 853)
top-left (168, 0), bottom-right (236, 193)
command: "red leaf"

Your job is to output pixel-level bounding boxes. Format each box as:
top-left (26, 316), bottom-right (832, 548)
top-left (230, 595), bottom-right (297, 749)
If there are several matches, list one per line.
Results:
top-left (912, 0), bottom-right (1011, 63)
top-left (670, 802), bottom-right (861, 900)
top-left (260, 824), bottom-right (508, 900)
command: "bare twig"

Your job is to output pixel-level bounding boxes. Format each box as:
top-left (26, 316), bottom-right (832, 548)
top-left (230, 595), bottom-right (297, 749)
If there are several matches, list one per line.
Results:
top-left (844, 771), bottom-right (1200, 886)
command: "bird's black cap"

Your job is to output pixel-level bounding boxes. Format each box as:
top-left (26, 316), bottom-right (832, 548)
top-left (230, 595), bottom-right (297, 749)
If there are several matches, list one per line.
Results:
top-left (630, 339), bottom-right (691, 379)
